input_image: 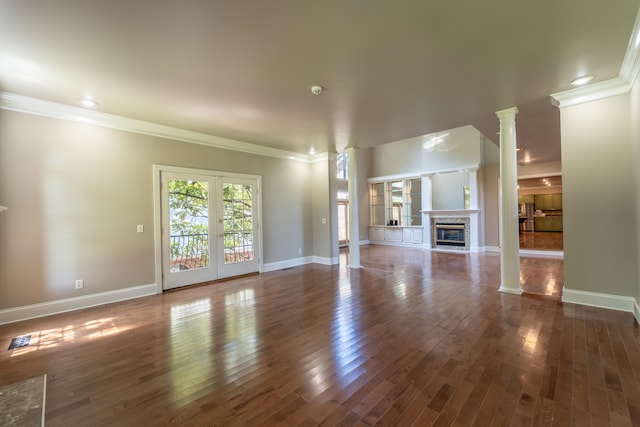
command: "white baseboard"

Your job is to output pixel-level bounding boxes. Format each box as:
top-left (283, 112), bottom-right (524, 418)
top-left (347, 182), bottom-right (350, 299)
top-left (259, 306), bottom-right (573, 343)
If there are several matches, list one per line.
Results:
top-left (262, 256), bottom-right (313, 272)
top-left (483, 246), bottom-right (501, 253)
top-left (0, 283), bottom-right (157, 325)
top-left (519, 249), bottom-right (564, 258)
top-left (562, 287), bottom-right (637, 313)
top-left (634, 300), bottom-right (640, 326)
top-left (312, 256), bottom-right (339, 265)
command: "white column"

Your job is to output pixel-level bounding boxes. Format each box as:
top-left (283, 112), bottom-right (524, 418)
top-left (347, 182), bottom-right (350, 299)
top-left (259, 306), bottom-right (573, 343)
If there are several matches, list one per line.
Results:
top-left (496, 107), bottom-right (522, 294)
top-left (422, 175), bottom-right (433, 247)
top-left (346, 147), bottom-right (361, 268)
top-left (468, 169), bottom-right (479, 209)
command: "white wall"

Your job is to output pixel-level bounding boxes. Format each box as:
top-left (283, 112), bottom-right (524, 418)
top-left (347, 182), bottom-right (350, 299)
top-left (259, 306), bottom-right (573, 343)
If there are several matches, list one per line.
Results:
top-left (371, 125), bottom-right (482, 177)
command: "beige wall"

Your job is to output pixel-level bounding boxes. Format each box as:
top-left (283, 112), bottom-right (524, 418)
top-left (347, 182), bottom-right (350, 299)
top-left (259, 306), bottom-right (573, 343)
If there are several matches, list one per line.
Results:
top-left (0, 110), bottom-right (313, 309)
top-left (311, 158), bottom-right (337, 260)
top-left (480, 137), bottom-right (500, 248)
top-left (431, 172), bottom-right (470, 210)
top-left (560, 93), bottom-right (638, 297)
top-left (632, 76), bottom-right (640, 302)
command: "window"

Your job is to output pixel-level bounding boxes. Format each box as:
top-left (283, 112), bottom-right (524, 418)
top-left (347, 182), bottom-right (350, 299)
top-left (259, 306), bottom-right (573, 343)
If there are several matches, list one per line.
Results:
top-left (337, 152), bottom-right (348, 180)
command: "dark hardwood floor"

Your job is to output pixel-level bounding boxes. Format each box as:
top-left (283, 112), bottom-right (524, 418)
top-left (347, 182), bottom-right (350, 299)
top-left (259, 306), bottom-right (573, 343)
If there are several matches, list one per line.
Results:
top-left (519, 232), bottom-right (563, 251)
top-left (1, 245), bottom-right (638, 426)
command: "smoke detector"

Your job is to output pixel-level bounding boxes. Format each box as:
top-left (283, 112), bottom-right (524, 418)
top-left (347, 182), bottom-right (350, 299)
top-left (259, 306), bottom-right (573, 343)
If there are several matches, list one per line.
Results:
top-left (310, 85), bottom-right (323, 95)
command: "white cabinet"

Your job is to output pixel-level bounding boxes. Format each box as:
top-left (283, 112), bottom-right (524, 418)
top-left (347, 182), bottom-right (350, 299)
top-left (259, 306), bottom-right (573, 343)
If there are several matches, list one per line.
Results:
top-left (369, 227), bottom-right (386, 241)
top-left (403, 228), bottom-right (423, 244)
top-left (369, 226), bottom-right (423, 246)
top-left (385, 228), bottom-right (403, 242)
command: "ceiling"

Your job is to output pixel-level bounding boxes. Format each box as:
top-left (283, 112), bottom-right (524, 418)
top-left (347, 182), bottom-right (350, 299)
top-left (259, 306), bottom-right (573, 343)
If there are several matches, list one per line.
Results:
top-left (1, 1), bottom-right (639, 165)
top-left (518, 175), bottom-right (562, 191)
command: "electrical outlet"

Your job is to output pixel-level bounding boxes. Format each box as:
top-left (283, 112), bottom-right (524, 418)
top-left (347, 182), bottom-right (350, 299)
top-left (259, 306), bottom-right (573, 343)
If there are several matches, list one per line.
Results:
top-left (75, 279), bottom-right (84, 289)
top-left (298, 248), bottom-right (302, 254)
top-left (137, 224), bottom-right (144, 233)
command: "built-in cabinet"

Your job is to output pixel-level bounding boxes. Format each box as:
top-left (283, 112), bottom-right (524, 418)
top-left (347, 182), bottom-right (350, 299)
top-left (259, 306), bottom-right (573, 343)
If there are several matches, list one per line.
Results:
top-left (369, 226), bottom-right (423, 245)
top-left (369, 178), bottom-right (422, 226)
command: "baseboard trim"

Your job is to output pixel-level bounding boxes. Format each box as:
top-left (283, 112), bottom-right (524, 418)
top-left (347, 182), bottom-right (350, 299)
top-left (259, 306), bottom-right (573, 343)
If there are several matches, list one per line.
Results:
top-left (0, 284), bottom-right (157, 325)
top-left (519, 249), bottom-right (564, 258)
top-left (634, 300), bottom-right (640, 326)
top-left (261, 256), bottom-right (313, 272)
top-left (312, 256), bottom-right (339, 265)
top-left (483, 246), bottom-right (501, 253)
top-left (562, 287), bottom-right (637, 313)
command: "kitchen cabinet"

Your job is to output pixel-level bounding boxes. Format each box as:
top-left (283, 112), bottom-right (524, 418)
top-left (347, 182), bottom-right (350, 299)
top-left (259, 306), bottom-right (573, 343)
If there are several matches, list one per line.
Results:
top-left (518, 195), bottom-right (534, 204)
top-left (534, 193), bottom-right (562, 210)
top-left (534, 216), bottom-right (563, 231)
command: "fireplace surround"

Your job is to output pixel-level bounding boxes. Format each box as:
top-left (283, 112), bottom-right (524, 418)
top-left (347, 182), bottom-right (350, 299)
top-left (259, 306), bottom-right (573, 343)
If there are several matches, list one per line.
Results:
top-left (430, 216), bottom-right (471, 251)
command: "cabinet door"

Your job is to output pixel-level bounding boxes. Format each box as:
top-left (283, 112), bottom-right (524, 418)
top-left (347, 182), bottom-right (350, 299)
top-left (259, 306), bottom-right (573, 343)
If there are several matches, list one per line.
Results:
top-left (403, 228), bottom-right (422, 244)
top-left (369, 227), bottom-right (385, 241)
top-left (385, 228), bottom-right (403, 242)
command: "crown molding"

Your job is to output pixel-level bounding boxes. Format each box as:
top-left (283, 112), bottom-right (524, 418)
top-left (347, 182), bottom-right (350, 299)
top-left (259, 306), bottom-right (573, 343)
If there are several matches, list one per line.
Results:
top-left (620, 8), bottom-right (640, 87)
top-left (0, 92), bottom-right (318, 163)
top-left (550, 77), bottom-right (631, 108)
top-left (551, 9), bottom-right (640, 109)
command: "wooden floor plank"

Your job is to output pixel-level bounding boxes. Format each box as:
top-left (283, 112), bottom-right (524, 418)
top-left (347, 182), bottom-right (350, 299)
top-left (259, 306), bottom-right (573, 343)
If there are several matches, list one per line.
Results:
top-left (0, 245), bottom-right (638, 426)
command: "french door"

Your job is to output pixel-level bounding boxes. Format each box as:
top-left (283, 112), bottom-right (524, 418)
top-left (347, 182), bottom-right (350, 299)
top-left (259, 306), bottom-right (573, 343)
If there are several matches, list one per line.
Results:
top-left (159, 168), bottom-right (260, 290)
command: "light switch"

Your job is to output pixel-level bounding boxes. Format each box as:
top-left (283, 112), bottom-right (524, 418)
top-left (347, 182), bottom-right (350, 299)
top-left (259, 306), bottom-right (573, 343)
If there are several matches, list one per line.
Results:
top-left (137, 224), bottom-right (144, 233)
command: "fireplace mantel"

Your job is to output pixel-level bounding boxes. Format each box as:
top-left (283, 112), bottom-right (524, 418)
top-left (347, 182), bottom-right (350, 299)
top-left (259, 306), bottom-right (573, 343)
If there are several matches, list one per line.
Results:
top-left (421, 209), bottom-right (480, 214)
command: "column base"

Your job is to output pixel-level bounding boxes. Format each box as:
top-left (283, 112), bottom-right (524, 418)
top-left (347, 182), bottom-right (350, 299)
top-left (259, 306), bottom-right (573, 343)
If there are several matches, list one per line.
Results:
top-left (498, 286), bottom-right (523, 295)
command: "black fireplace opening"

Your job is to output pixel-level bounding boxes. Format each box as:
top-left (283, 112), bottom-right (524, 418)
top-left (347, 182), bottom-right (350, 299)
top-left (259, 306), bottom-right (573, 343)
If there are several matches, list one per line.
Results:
top-left (435, 223), bottom-right (465, 246)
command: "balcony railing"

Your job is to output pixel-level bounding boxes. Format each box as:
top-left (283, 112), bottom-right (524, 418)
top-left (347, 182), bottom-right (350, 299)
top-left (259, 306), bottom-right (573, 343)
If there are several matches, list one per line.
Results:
top-left (170, 233), bottom-right (209, 272)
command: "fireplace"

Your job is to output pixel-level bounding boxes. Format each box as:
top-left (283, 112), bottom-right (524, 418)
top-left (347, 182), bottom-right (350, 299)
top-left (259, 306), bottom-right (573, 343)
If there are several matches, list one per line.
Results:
top-left (430, 216), bottom-right (471, 251)
top-left (435, 223), bottom-right (466, 246)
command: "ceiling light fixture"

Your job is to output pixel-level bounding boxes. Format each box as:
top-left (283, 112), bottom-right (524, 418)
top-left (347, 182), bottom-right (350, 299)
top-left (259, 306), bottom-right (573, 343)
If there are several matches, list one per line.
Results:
top-left (309, 147), bottom-right (316, 155)
top-left (570, 75), bottom-right (594, 86)
top-left (80, 98), bottom-right (98, 108)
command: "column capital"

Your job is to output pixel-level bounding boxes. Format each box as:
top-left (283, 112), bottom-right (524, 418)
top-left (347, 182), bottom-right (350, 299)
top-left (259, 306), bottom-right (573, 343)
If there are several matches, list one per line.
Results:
top-left (495, 106), bottom-right (519, 120)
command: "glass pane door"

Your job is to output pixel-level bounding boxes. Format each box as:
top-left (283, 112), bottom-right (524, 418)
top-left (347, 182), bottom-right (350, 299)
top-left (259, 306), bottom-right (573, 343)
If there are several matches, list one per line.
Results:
top-left (162, 173), bottom-right (216, 289)
top-left (218, 178), bottom-right (259, 279)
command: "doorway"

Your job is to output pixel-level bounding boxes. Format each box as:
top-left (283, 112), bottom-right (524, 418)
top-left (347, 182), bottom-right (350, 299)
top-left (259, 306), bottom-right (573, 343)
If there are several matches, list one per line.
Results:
top-left (155, 166), bottom-right (262, 291)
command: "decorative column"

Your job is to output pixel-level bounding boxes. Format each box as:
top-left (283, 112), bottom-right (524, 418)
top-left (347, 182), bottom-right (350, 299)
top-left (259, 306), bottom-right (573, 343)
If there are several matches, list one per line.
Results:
top-left (496, 107), bottom-right (522, 294)
top-left (346, 146), bottom-right (362, 268)
top-left (422, 175), bottom-right (433, 247)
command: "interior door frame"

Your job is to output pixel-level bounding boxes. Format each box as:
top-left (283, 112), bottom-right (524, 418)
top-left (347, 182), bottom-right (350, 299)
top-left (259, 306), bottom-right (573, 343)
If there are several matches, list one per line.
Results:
top-left (153, 164), bottom-right (263, 294)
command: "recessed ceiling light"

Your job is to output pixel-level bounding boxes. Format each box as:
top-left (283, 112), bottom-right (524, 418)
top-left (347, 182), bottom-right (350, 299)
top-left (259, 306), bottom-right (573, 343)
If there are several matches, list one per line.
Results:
top-left (309, 147), bottom-right (316, 155)
top-left (570, 75), bottom-right (594, 86)
top-left (80, 98), bottom-right (98, 108)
